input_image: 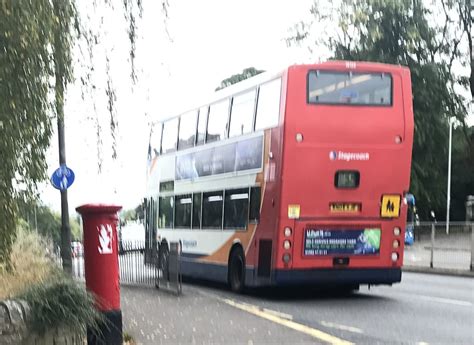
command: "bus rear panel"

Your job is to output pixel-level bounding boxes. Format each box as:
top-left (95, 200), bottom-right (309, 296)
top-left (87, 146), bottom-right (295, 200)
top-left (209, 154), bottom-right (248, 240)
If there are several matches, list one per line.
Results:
top-left (272, 62), bottom-right (414, 286)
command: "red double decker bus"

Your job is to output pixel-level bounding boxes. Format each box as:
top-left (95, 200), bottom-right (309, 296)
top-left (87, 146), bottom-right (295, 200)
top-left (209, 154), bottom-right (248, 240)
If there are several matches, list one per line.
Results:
top-left (145, 61), bottom-right (414, 292)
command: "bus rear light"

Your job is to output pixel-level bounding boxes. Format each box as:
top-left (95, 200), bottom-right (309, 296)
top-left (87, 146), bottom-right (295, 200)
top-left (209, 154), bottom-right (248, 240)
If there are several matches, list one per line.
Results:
top-left (283, 240), bottom-right (291, 250)
top-left (392, 240), bottom-right (400, 249)
top-left (284, 227), bottom-right (292, 237)
top-left (393, 227), bottom-right (401, 236)
top-left (391, 252), bottom-right (399, 262)
top-left (283, 253), bottom-right (291, 263)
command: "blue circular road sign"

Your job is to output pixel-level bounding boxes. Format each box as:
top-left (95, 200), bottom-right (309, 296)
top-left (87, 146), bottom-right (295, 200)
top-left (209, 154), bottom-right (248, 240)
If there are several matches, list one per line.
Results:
top-left (51, 164), bottom-right (75, 191)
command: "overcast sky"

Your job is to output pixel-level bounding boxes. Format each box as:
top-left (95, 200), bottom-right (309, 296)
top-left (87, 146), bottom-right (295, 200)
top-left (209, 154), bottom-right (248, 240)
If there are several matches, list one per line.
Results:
top-left (40, 0), bottom-right (472, 213)
top-left (40, 0), bottom-right (314, 212)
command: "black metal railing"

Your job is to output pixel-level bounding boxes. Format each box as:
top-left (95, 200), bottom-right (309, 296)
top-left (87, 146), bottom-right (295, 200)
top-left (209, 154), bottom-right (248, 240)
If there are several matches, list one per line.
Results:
top-left (404, 222), bottom-right (474, 271)
top-left (71, 240), bottom-right (182, 295)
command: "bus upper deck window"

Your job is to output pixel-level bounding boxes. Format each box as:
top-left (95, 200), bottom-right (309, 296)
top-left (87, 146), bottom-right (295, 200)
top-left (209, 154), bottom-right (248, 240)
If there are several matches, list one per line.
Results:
top-left (178, 111), bottom-right (198, 150)
top-left (229, 89), bottom-right (256, 138)
top-left (308, 71), bottom-right (392, 106)
top-left (207, 99), bottom-right (230, 143)
top-left (196, 106), bottom-right (208, 146)
top-left (255, 78), bottom-right (282, 131)
top-left (150, 122), bottom-right (163, 156)
top-left (161, 118), bottom-right (179, 153)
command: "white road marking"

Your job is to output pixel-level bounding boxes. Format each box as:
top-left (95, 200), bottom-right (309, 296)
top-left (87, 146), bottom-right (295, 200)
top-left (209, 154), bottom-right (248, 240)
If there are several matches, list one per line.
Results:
top-left (221, 298), bottom-right (354, 345)
top-left (320, 321), bottom-right (364, 334)
top-left (417, 295), bottom-right (472, 307)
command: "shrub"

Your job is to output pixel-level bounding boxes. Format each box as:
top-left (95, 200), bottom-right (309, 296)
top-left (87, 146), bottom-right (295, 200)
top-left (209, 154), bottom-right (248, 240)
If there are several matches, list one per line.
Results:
top-left (20, 277), bottom-right (101, 336)
top-left (0, 226), bottom-right (101, 337)
top-left (0, 226), bottom-right (57, 299)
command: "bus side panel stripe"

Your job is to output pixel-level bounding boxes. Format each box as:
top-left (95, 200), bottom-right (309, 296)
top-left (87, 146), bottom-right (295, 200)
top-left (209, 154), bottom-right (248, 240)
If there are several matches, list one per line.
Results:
top-left (198, 224), bottom-right (257, 264)
top-left (197, 130), bottom-right (272, 266)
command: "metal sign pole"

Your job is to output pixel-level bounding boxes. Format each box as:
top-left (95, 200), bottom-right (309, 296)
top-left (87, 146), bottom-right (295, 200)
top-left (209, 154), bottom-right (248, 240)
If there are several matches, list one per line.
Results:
top-left (471, 223), bottom-right (474, 272)
top-left (446, 118), bottom-right (453, 235)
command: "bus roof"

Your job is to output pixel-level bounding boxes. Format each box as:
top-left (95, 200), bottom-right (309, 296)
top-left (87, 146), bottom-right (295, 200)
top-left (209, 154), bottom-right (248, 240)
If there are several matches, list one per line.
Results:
top-left (152, 61), bottom-right (409, 125)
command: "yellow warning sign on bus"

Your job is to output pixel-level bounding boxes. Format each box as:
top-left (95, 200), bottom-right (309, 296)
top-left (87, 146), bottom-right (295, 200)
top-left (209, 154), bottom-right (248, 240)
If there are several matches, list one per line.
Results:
top-left (381, 195), bottom-right (401, 218)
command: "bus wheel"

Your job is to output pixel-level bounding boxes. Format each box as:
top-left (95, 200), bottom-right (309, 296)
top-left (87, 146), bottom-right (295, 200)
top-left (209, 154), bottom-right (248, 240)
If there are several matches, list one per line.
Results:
top-left (229, 248), bottom-right (245, 293)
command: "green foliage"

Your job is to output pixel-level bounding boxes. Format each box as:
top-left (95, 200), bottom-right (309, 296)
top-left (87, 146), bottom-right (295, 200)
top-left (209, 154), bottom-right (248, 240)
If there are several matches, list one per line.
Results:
top-left (450, 126), bottom-right (474, 220)
top-left (0, 0), bottom-right (56, 264)
top-left (17, 196), bottom-right (82, 245)
top-left (287, 0), bottom-right (473, 219)
top-left (21, 276), bottom-right (101, 336)
top-left (121, 208), bottom-right (137, 223)
top-left (0, 0), bottom-right (167, 265)
top-left (0, 0), bottom-right (78, 264)
top-left (0, 226), bottom-right (57, 299)
top-left (216, 67), bottom-right (265, 91)
top-left (135, 202), bottom-right (145, 223)
top-left (1, 218), bottom-right (98, 336)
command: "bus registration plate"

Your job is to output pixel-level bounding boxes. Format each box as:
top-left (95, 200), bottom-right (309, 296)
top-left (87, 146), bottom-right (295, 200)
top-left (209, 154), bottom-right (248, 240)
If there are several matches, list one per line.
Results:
top-left (304, 228), bottom-right (381, 256)
top-left (330, 203), bottom-right (361, 213)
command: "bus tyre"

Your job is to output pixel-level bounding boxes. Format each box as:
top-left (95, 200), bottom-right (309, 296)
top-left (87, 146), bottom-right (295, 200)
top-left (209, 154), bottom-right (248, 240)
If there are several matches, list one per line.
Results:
top-left (229, 248), bottom-right (245, 293)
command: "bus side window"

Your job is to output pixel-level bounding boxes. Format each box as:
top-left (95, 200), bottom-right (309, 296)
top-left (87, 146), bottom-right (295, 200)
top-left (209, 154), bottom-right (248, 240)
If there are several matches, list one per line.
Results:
top-left (224, 188), bottom-right (249, 230)
top-left (175, 194), bottom-right (192, 228)
top-left (229, 89), bottom-right (256, 138)
top-left (255, 78), bottom-right (282, 131)
top-left (162, 118), bottom-right (179, 153)
top-left (158, 196), bottom-right (174, 228)
top-left (207, 99), bottom-right (230, 143)
top-left (202, 191), bottom-right (223, 229)
top-left (150, 122), bottom-right (163, 156)
top-left (196, 106), bottom-right (208, 146)
top-left (249, 187), bottom-right (261, 223)
top-left (178, 111), bottom-right (198, 150)
top-left (192, 193), bottom-right (202, 229)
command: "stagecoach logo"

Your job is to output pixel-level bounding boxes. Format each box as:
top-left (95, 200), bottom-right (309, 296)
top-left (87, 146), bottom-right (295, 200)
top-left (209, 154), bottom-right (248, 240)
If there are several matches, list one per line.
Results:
top-left (98, 224), bottom-right (113, 254)
top-left (329, 151), bottom-right (370, 162)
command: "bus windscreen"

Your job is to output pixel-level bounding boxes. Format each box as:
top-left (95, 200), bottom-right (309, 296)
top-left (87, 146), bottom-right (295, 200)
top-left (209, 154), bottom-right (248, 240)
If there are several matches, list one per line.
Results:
top-left (308, 71), bottom-right (392, 106)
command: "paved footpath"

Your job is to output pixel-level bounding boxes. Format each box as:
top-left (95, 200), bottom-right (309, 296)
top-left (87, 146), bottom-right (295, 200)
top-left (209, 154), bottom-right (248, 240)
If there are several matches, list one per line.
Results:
top-left (121, 284), bottom-right (321, 345)
top-left (403, 232), bottom-right (473, 273)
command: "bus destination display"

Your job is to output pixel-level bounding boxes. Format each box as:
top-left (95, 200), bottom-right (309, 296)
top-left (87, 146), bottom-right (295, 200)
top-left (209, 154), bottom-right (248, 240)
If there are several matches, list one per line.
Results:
top-left (304, 228), bottom-right (381, 256)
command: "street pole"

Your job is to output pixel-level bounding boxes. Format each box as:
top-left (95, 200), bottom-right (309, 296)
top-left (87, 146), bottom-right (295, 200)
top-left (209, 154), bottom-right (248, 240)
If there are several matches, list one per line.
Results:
top-left (446, 118), bottom-right (453, 235)
top-left (58, 115), bottom-right (72, 274)
top-left (54, 0), bottom-right (72, 275)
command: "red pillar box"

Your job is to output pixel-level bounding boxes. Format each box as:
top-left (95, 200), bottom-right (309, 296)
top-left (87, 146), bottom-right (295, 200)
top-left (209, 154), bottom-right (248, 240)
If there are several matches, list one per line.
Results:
top-left (76, 204), bottom-right (122, 345)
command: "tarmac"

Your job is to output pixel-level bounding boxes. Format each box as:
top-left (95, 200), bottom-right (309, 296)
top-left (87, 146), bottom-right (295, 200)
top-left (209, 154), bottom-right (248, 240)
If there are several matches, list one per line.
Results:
top-left (120, 233), bottom-right (473, 344)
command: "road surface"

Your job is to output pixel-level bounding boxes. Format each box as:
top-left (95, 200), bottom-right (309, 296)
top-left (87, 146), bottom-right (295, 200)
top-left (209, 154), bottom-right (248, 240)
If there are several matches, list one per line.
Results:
top-left (121, 272), bottom-right (474, 344)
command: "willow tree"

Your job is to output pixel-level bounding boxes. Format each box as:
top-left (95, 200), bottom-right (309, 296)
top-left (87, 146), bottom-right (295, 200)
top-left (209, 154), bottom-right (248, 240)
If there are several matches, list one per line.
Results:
top-left (0, 0), bottom-right (167, 267)
top-left (0, 1), bottom-right (62, 265)
top-left (287, 0), bottom-right (472, 219)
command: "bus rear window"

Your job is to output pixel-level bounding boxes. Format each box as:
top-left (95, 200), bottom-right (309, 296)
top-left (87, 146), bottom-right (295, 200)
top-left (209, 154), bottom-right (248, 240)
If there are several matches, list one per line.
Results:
top-left (308, 71), bottom-right (392, 106)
